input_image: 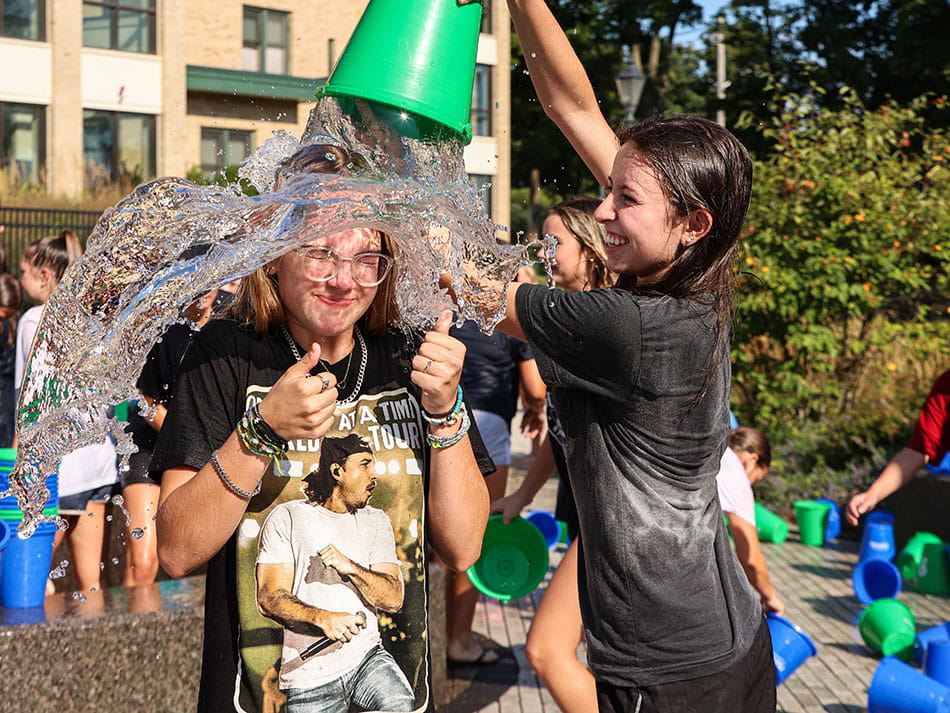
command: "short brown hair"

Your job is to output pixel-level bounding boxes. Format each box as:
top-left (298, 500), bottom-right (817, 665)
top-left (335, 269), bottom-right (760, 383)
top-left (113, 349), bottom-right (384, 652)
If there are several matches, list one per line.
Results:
top-left (728, 426), bottom-right (771, 469)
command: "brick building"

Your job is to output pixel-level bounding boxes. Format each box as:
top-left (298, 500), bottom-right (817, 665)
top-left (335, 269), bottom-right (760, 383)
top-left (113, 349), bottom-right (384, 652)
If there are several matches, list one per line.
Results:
top-left (0, 0), bottom-right (510, 228)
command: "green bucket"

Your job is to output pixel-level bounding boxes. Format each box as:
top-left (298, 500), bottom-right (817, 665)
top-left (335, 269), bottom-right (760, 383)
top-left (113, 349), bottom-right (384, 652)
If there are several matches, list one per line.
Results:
top-left (897, 532), bottom-right (950, 596)
top-left (0, 447), bottom-right (15, 463)
top-left (859, 597), bottom-right (916, 660)
top-left (319, 0), bottom-right (483, 144)
top-left (467, 515), bottom-right (549, 602)
top-left (755, 502), bottom-right (790, 544)
top-left (793, 500), bottom-right (831, 547)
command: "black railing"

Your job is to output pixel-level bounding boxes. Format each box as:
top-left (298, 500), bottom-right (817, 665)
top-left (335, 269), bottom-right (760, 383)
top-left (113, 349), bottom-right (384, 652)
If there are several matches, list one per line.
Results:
top-left (0, 206), bottom-right (102, 275)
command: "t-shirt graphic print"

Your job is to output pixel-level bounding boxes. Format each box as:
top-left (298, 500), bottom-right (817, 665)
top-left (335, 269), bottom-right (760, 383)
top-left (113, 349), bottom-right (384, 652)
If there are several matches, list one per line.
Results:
top-left (234, 383), bottom-right (428, 713)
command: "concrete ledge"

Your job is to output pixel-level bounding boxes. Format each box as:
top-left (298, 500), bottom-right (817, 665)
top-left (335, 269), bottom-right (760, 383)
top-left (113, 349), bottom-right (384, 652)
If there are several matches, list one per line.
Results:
top-left (0, 576), bottom-right (203, 712)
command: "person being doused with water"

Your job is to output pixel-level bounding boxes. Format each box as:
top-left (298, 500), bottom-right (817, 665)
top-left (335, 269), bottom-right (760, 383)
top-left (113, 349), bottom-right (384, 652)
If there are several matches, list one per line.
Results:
top-left (256, 434), bottom-right (413, 713)
top-left (152, 143), bottom-right (493, 713)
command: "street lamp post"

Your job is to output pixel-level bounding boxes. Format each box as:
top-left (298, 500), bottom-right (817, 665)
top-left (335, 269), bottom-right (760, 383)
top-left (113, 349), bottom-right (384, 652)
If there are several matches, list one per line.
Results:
top-left (615, 47), bottom-right (647, 126)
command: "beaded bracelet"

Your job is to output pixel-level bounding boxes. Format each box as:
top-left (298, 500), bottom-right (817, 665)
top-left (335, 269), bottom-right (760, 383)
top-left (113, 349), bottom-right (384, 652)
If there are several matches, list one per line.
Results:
top-left (426, 402), bottom-right (471, 449)
top-left (237, 405), bottom-right (287, 462)
top-left (211, 450), bottom-right (262, 499)
top-left (421, 385), bottom-right (464, 427)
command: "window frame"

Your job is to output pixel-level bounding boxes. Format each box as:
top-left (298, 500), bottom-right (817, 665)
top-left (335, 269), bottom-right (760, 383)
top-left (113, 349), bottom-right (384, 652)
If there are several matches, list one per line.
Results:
top-left (82, 0), bottom-right (156, 54)
top-left (242, 5), bottom-right (290, 75)
top-left (83, 109), bottom-right (156, 187)
top-left (471, 64), bottom-right (493, 137)
top-left (0, 101), bottom-right (46, 186)
top-left (200, 127), bottom-right (255, 176)
top-left (1, 0), bottom-right (46, 41)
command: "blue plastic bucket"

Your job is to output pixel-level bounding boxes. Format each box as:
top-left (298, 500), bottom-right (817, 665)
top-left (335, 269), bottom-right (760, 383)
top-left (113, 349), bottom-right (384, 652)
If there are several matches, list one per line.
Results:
top-left (0, 518), bottom-right (10, 581)
top-left (868, 656), bottom-right (950, 713)
top-left (526, 510), bottom-right (562, 550)
top-left (861, 520), bottom-right (897, 563)
top-left (0, 520), bottom-right (57, 608)
top-left (767, 613), bottom-right (818, 685)
top-left (925, 640), bottom-right (950, 688)
top-left (853, 558), bottom-right (903, 605)
top-left (867, 511), bottom-right (896, 527)
top-left (917, 623), bottom-right (950, 666)
top-left (815, 498), bottom-right (841, 541)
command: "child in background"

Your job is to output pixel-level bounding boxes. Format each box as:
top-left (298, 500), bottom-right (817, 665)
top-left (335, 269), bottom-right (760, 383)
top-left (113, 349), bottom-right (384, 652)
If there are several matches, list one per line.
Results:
top-left (16, 230), bottom-right (118, 594)
top-left (0, 273), bottom-right (21, 447)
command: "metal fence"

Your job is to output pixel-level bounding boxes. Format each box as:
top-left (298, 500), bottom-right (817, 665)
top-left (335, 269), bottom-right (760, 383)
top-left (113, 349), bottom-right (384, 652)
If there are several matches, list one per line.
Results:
top-left (0, 206), bottom-right (102, 275)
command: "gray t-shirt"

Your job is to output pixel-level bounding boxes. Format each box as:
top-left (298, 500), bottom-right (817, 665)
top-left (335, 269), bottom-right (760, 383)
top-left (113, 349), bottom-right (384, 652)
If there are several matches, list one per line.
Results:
top-left (515, 284), bottom-right (760, 687)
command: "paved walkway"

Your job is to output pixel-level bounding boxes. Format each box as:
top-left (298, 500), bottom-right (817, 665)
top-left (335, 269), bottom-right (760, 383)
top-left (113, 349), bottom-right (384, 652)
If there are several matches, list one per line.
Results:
top-left (440, 432), bottom-right (950, 713)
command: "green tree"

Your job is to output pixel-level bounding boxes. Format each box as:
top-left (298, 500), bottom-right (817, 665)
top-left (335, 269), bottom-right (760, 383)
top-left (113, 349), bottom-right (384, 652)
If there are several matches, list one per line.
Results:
top-left (732, 86), bottom-right (949, 496)
top-left (509, 0), bottom-right (708, 193)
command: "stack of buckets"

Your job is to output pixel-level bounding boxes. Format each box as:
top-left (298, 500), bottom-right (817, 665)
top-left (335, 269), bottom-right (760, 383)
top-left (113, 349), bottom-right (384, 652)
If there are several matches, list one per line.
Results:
top-left (0, 448), bottom-right (59, 608)
top-left (792, 498), bottom-right (841, 547)
top-left (853, 511), bottom-right (903, 605)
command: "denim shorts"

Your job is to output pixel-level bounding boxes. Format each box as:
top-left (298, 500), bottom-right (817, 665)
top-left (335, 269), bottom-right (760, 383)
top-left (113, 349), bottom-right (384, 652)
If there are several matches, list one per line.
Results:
top-left (60, 482), bottom-right (118, 516)
top-left (471, 409), bottom-right (512, 466)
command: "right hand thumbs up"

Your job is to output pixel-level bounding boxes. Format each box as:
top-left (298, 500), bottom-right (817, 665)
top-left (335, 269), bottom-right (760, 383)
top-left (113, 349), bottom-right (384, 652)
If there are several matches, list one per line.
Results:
top-left (257, 342), bottom-right (338, 442)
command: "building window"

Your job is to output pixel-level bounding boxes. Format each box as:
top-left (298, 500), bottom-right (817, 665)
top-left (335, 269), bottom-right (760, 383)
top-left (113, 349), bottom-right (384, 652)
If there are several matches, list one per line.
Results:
top-left (83, 0), bottom-right (156, 53)
top-left (83, 110), bottom-right (155, 187)
top-left (469, 174), bottom-right (492, 218)
top-left (201, 128), bottom-right (253, 176)
top-left (471, 64), bottom-right (492, 137)
top-left (2, 0), bottom-right (45, 40)
top-left (479, 0), bottom-right (491, 34)
top-left (1, 103), bottom-right (45, 185)
top-left (242, 6), bottom-right (289, 75)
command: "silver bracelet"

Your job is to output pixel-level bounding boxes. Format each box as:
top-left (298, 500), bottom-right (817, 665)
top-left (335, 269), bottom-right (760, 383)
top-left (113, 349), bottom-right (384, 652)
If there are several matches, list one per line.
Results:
top-left (210, 450), bottom-right (262, 500)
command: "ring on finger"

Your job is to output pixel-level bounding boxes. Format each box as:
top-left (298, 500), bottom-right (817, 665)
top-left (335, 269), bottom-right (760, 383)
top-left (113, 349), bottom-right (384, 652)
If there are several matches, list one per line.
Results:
top-left (316, 373), bottom-right (331, 393)
top-left (423, 359), bottom-right (434, 374)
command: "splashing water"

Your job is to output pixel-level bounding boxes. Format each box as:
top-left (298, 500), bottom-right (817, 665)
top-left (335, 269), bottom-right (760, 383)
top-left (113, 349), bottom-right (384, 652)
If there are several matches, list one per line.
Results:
top-left (5, 96), bottom-right (545, 535)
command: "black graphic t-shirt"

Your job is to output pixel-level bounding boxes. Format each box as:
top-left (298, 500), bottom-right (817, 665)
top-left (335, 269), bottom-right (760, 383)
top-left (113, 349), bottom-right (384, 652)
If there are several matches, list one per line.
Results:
top-left (151, 318), bottom-right (493, 713)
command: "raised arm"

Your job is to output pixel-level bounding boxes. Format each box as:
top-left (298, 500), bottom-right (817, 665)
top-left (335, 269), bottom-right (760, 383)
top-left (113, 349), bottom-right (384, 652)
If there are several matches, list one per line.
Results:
top-left (507, 0), bottom-right (620, 184)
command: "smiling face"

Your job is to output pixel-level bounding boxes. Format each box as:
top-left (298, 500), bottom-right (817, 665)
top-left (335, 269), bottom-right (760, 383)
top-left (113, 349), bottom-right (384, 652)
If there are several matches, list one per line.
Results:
top-left (594, 145), bottom-right (696, 285)
top-left (539, 213), bottom-right (592, 291)
top-left (275, 227), bottom-right (382, 346)
top-left (332, 450), bottom-right (379, 513)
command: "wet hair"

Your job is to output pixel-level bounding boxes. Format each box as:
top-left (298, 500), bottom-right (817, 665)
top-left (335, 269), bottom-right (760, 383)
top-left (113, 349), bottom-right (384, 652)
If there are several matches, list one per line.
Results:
top-left (302, 434), bottom-right (374, 504)
top-left (616, 114), bottom-right (753, 388)
top-left (227, 144), bottom-right (399, 335)
top-left (549, 196), bottom-right (616, 290)
top-left (728, 426), bottom-right (771, 470)
top-left (21, 229), bottom-right (84, 282)
top-left (0, 273), bottom-right (21, 347)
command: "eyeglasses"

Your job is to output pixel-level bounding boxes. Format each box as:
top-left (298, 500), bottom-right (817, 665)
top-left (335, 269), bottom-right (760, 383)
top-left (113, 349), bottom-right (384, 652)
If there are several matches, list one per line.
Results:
top-left (292, 246), bottom-right (393, 287)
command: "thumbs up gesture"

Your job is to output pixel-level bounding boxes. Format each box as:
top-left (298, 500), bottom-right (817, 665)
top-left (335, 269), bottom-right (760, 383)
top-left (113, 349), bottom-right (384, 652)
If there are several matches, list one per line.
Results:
top-left (258, 342), bottom-right (338, 442)
top-left (411, 310), bottom-right (466, 416)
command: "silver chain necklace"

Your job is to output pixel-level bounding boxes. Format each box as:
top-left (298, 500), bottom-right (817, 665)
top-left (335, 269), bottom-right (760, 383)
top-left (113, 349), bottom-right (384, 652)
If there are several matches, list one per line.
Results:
top-left (280, 324), bottom-right (367, 405)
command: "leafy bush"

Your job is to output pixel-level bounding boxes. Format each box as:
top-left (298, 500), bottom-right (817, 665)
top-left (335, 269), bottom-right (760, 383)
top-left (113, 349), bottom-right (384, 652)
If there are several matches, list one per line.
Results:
top-left (733, 86), bottom-right (949, 503)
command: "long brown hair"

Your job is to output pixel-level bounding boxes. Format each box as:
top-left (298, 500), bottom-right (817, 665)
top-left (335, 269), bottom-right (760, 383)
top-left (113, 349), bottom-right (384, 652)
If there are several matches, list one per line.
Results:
top-left (549, 196), bottom-right (616, 290)
top-left (226, 144), bottom-right (400, 335)
top-left (616, 114), bottom-right (753, 383)
top-left (22, 229), bottom-right (84, 282)
top-left (0, 273), bottom-right (21, 348)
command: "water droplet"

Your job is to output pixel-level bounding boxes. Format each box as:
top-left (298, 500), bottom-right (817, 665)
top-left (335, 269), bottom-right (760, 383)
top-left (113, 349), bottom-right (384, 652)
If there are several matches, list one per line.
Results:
top-left (112, 557), bottom-right (120, 566)
top-left (49, 561), bottom-right (69, 579)
top-left (72, 592), bottom-right (87, 602)
top-left (131, 527), bottom-right (145, 539)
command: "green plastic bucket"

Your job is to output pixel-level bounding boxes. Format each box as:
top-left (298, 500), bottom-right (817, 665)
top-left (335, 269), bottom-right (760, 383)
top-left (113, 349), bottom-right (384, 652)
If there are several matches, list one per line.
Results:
top-left (755, 502), bottom-right (790, 544)
top-left (319, 0), bottom-right (482, 143)
top-left (467, 515), bottom-right (548, 602)
top-left (793, 500), bottom-right (831, 547)
top-left (859, 597), bottom-right (917, 660)
top-left (897, 532), bottom-right (950, 596)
